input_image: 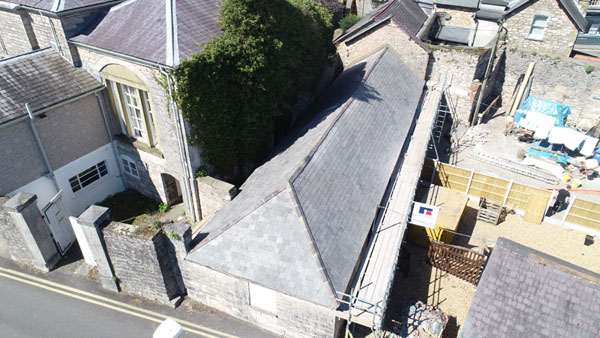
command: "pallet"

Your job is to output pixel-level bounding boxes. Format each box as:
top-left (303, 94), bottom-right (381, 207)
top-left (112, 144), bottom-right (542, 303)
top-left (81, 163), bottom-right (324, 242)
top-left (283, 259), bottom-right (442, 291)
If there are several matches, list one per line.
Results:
top-left (477, 197), bottom-right (503, 225)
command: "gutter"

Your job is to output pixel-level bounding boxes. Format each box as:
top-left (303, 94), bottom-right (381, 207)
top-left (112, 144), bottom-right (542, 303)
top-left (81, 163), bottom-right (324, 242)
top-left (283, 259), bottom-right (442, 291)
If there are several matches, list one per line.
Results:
top-left (0, 0), bottom-right (124, 17)
top-left (70, 40), bottom-right (169, 69)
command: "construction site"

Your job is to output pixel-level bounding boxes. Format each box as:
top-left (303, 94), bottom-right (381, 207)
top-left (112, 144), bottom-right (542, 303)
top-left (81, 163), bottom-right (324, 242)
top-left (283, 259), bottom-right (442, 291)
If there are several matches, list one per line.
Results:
top-left (345, 57), bottom-right (600, 338)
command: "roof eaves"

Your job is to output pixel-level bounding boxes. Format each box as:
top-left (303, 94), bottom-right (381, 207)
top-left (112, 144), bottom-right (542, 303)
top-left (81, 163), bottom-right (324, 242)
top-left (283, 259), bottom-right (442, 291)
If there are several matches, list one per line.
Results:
top-left (557, 0), bottom-right (586, 31)
top-left (287, 184), bottom-right (339, 308)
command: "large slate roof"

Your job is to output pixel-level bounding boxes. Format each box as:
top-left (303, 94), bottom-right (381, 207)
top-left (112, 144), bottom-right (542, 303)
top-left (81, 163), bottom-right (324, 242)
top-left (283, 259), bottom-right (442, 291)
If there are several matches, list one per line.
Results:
top-left (460, 238), bottom-right (600, 338)
top-left (187, 48), bottom-right (425, 306)
top-left (71, 0), bottom-right (221, 66)
top-left (0, 48), bottom-right (103, 125)
top-left (2, 0), bottom-right (119, 11)
top-left (334, 0), bottom-right (429, 47)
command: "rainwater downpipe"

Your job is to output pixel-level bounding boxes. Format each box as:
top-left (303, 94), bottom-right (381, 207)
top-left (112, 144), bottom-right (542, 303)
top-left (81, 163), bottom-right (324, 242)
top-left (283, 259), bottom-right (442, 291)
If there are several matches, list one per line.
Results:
top-left (38, 9), bottom-right (64, 56)
top-left (159, 66), bottom-right (198, 222)
top-left (25, 103), bottom-right (61, 193)
top-left (95, 90), bottom-right (126, 185)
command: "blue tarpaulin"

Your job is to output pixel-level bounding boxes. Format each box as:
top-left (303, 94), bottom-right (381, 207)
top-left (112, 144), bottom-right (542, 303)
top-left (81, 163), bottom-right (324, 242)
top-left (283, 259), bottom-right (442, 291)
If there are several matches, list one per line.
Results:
top-left (520, 96), bottom-right (571, 126)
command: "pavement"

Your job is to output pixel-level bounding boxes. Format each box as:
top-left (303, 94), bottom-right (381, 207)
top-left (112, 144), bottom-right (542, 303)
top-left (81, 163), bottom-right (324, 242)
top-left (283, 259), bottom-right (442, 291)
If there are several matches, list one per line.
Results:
top-left (0, 253), bottom-right (280, 338)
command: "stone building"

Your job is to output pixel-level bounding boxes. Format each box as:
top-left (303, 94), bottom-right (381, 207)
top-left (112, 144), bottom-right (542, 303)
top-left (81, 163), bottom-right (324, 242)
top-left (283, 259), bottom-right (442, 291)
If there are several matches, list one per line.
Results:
top-left (0, 0), bottom-right (119, 61)
top-left (335, 0), bottom-right (433, 78)
top-left (185, 48), bottom-right (428, 338)
top-left (0, 48), bottom-right (124, 255)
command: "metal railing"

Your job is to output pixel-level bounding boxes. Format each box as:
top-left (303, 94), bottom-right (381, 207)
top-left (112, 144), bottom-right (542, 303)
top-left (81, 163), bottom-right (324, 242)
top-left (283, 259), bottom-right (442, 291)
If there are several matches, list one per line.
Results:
top-left (591, 0), bottom-right (600, 7)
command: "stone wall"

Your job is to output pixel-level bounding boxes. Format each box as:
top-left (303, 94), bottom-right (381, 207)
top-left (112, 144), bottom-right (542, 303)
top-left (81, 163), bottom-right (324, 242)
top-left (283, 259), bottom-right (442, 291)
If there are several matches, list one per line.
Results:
top-left (0, 93), bottom-right (108, 195)
top-left (428, 45), bottom-right (503, 121)
top-left (497, 49), bottom-right (600, 129)
top-left (75, 47), bottom-right (201, 219)
top-left (435, 6), bottom-right (476, 27)
top-left (196, 176), bottom-right (237, 220)
top-left (102, 221), bottom-right (185, 305)
top-left (0, 196), bottom-right (31, 264)
top-left (504, 0), bottom-right (579, 58)
top-left (183, 260), bottom-right (336, 338)
top-left (0, 9), bottom-right (31, 56)
top-left (337, 22), bottom-right (430, 78)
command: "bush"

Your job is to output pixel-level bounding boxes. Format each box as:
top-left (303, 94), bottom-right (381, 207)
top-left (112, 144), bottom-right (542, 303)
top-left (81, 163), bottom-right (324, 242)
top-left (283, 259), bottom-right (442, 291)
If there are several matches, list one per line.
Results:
top-left (339, 14), bottom-right (361, 32)
top-left (174, 0), bottom-right (333, 177)
top-left (585, 65), bottom-right (595, 74)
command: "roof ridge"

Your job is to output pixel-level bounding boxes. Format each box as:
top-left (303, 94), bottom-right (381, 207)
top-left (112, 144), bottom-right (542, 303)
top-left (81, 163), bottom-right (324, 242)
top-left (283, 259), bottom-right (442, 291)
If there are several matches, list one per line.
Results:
top-left (288, 47), bottom-right (389, 186)
top-left (286, 184), bottom-right (339, 307)
top-left (165, 0), bottom-right (179, 66)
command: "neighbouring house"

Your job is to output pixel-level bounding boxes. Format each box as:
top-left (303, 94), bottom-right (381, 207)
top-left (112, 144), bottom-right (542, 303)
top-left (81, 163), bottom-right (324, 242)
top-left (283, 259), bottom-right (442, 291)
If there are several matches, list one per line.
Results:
top-left (334, 0), bottom-right (433, 78)
top-left (183, 47), bottom-right (430, 338)
top-left (68, 0), bottom-right (223, 222)
top-left (460, 237), bottom-right (600, 338)
top-left (573, 1), bottom-right (600, 58)
top-left (429, 0), bottom-right (588, 57)
top-left (0, 0), bottom-right (121, 60)
top-left (0, 48), bottom-right (124, 255)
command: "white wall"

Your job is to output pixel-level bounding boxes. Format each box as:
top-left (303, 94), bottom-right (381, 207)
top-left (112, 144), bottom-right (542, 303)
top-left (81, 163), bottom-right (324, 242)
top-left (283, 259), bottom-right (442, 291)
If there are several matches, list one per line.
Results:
top-left (9, 143), bottom-right (125, 216)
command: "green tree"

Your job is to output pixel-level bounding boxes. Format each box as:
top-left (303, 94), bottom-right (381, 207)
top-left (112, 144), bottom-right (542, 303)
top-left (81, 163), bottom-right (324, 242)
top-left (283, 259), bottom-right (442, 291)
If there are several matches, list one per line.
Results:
top-left (339, 14), bottom-right (361, 32)
top-left (174, 0), bottom-right (333, 178)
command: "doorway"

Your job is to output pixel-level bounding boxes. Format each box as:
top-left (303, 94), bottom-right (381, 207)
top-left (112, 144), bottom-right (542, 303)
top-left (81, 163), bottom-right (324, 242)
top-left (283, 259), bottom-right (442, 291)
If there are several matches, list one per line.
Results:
top-left (42, 197), bottom-right (76, 255)
top-left (161, 173), bottom-right (183, 205)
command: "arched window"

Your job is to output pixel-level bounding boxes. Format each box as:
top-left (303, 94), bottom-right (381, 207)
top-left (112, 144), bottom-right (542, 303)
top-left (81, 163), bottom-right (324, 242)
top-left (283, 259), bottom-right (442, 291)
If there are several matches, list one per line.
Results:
top-left (100, 64), bottom-right (159, 147)
top-left (120, 155), bottom-right (139, 178)
top-left (528, 15), bottom-right (548, 41)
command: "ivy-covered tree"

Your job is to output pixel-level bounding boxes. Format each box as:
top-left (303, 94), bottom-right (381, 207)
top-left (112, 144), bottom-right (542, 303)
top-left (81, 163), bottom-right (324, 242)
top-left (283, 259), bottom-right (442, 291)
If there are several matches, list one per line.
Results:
top-left (174, 0), bottom-right (333, 178)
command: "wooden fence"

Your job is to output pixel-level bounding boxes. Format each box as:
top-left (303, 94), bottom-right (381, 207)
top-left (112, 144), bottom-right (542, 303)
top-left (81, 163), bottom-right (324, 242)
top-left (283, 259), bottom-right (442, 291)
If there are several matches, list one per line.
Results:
top-left (421, 158), bottom-right (552, 224)
top-left (422, 158), bottom-right (600, 232)
top-left (427, 241), bottom-right (485, 285)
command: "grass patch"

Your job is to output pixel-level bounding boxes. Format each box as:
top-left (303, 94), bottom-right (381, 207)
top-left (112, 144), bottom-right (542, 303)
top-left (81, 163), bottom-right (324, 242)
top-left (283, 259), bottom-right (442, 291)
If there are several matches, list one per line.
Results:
top-left (96, 189), bottom-right (163, 225)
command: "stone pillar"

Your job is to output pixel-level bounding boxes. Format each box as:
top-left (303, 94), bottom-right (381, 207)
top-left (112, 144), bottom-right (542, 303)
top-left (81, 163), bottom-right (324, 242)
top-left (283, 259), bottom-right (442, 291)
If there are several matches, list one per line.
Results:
top-left (3, 192), bottom-right (60, 271)
top-left (77, 205), bottom-right (118, 291)
top-left (163, 223), bottom-right (192, 304)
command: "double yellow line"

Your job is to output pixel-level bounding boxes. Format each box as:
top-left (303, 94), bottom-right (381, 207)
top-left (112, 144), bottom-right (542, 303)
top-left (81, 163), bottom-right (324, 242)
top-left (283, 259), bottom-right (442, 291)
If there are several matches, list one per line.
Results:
top-left (0, 266), bottom-right (237, 338)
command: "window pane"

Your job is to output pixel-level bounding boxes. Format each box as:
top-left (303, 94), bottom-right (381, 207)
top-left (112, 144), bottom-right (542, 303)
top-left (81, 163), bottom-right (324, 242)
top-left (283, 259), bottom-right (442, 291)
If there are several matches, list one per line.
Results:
top-left (122, 159), bottom-right (131, 173)
top-left (533, 16), bottom-right (547, 27)
top-left (530, 27), bottom-right (544, 38)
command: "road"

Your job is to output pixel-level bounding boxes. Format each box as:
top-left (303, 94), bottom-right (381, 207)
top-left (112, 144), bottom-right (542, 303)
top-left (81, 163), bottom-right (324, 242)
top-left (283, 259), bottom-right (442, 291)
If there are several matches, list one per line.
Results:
top-left (0, 267), bottom-right (235, 338)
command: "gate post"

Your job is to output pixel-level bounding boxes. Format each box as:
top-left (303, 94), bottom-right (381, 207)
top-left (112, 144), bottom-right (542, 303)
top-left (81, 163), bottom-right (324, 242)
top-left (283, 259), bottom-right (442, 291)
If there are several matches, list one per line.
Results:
top-left (77, 205), bottom-right (119, 291)
top-left (3, 192), bottom-right (60, 271)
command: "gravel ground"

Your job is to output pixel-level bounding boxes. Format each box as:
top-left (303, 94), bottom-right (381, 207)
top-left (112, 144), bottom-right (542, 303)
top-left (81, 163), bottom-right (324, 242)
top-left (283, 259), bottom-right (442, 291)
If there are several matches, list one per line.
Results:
top-left (380, 198), bottom-right (600, 338)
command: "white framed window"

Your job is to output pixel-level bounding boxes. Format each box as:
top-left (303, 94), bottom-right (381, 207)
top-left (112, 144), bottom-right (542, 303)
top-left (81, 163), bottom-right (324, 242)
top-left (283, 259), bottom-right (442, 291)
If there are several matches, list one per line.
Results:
top-left (121, 156), bottom-right (139, 177)
top-left (106, 79), bottom-right (159, 147)
top-left (248, 283), bottom-right (277, 314)
top-left (68, 161), bottom-right (108, 193)
top-left (528, 15), bottom-right (548, 40)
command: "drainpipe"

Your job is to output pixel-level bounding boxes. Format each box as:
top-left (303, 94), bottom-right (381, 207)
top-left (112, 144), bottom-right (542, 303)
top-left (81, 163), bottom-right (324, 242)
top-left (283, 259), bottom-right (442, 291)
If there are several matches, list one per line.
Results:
top-left (25, 103), bottom-right (61, 193)
top-left (38, 9), bottom-right (64, 56)
top-left (95, 90), bottom-right (126, 186)
top-left (158, 66), bottom-right (199, 222)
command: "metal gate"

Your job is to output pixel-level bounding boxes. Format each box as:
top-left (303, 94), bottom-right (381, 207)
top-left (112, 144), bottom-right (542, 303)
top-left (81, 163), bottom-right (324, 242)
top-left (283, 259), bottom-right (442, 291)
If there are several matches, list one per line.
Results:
top-left (42, 196), bottom-right (76, 255)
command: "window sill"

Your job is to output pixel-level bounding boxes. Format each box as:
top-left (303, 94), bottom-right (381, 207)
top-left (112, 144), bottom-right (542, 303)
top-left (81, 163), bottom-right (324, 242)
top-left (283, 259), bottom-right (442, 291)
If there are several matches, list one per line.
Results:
top-left (526, 36), bottom-right (544, 42)
top-left (115, 134), bottom-right (164, 159)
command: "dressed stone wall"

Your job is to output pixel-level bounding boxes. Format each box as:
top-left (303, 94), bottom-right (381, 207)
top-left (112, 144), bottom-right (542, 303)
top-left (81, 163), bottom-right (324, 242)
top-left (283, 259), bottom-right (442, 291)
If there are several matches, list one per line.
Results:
top-left (337, 22), bottom-right (430, 78)
top-left (183, 261), bottom-right (336, 338)
top-left (75, 47), bottom-right (202, 218)
top-left (504, 0), bottom-right (579, 58)
top-left (0, 9), bottom-right (31, 56)
top-left (196, 176), bottom-right (237, 220)
top-left (498, 49), bottom-right (600, 129)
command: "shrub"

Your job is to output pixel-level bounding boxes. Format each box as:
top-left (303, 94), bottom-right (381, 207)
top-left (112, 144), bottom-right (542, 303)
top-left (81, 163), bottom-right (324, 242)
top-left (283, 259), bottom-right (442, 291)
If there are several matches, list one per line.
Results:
top-left (158, 203), bottom-right (168, 213)
top-left (585, 65), bottom-right (595, 74)
top-left (339, 14), bottom-right (361, 32)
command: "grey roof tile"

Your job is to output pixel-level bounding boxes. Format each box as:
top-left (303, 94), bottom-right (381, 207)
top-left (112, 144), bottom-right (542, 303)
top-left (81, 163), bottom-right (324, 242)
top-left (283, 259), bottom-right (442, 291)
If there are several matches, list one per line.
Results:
top-left (188, 48), bottom-right (425, 304)
top-left (436, 0), bottom-right (480, 8)
top-left (335, 0), bottom-right (428, 46)
top-left (460, 238), bottom-right (600, 338)
top-left (71, 0), bottom-right (221, 65)
top-left (0, 48), bottom-right (103, 124)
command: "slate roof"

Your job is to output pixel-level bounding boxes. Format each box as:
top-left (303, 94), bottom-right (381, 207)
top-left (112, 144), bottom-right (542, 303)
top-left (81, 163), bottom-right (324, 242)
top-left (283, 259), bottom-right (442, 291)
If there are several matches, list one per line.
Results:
top-left (0, 48), bottom-right (103, 125)
top-left (334, 0), bottom-right (429, 48)
top-left (71, 0), bottom-right (221, 66)
top-left (187, 48), bottom-right (425, 307)
top-left (460, 238), bottom-right (600, 338)
top-left (2, 0), bottom-right (119, 12)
